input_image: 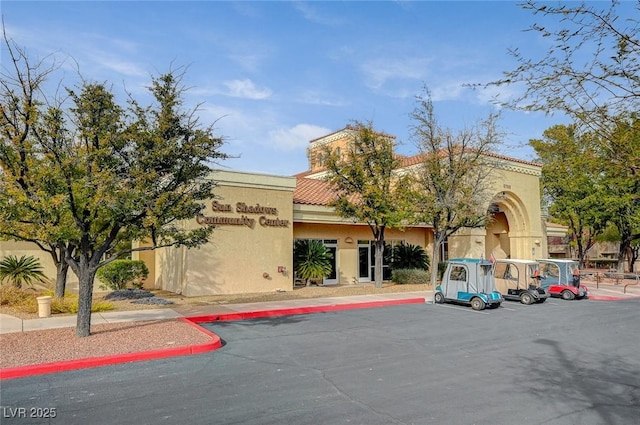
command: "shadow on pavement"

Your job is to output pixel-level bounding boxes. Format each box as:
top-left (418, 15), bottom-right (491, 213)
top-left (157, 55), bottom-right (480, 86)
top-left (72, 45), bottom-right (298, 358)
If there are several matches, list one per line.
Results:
top-left (514, 338), bottom-right (640, 424)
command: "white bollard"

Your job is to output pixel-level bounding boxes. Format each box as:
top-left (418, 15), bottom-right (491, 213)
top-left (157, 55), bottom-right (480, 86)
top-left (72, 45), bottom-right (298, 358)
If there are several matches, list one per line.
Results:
top-left (36, 295), bottom-right (52, 318)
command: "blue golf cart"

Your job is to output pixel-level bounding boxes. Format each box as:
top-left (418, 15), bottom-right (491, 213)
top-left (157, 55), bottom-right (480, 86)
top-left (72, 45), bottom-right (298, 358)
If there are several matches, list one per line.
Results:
top-left (434, 258), bottom-right (504, 310)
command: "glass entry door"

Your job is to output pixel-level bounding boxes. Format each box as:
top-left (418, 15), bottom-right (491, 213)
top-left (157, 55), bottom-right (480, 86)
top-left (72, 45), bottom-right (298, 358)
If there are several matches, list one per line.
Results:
top-left (358, 241), bottom-right (394, 283)
top-left (323, 241), bottom-right (338, 286)
top-left (358, 242), bottom-right (371, 283)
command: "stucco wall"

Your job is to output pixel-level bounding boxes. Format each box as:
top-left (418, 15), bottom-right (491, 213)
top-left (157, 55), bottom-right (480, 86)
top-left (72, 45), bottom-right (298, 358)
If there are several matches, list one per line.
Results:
top-left (154, 170), bottom-right (296, 296)
top-left (448, 160), bottom-right (546, 261)
top-left (293, 222), bottom-right (431, 285)
top-left (0, 241), bottom-right (69, 287)
top-left (0, 155), bottom-right (548, 296)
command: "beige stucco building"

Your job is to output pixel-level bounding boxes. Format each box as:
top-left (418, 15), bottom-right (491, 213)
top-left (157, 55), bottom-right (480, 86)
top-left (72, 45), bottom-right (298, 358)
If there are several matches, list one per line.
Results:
top-left (145, 127), bottom-right (547, 295)
top-left (0, 127), bottom-right (549, 295)
top-left (142, 170), bottom-right (297, 296)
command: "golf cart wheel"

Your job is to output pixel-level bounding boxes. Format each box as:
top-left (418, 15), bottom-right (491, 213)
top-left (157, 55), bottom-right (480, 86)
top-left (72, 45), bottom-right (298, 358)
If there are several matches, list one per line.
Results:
top-left (470, 297), bottom-right (485, 311)
top-left (561, 290), bottom-right (575, 300)
top-left (520, 293), bottom-right (534, 305)
top-left (434, 292), bottom-right (445, 304)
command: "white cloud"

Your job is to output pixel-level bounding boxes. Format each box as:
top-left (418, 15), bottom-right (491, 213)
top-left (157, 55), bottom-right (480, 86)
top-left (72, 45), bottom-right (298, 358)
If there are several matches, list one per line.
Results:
top-left (198, 104), bottom-right (253, 144)
top-left (292, 2), bottom-right (345, 26)
top-left (196, 106), bottom-right (326, 173)
top-left (297, 90), bottom-right (347, 107)
top-left (5, 24), bottom-right (148, 80)
top-left (472, 80), bottom-right (524, 108)
top-left (223, 79), bottom-right (272, 99)
top-left (268, 124), bottom-right (332, 150)
top-left (228, 54), bottom-right (265, 73)
top-left (85, 51), bottom-right (148, 78)
top-left (430, 81), bottom-right (469, 102)
top-left (361, 57), bottom-right (431, 90)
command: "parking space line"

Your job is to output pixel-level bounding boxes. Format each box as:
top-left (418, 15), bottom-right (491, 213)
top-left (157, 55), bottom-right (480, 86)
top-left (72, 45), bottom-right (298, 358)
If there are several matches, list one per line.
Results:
top-left (436, 304), bottom-right (490, 314)
top-left (498, 305), bottom-right (518, 311)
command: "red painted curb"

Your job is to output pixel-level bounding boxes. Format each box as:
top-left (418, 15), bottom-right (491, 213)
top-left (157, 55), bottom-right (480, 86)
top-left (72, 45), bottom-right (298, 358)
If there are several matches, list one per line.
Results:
top-left (187, 297), bottom-right (427, 323)
top-left (0, 318), bottom-right (222, 381)
top-left (588, 295), bottom-right (625, 301)
top-left (0, 298), bottom-right (426, 380)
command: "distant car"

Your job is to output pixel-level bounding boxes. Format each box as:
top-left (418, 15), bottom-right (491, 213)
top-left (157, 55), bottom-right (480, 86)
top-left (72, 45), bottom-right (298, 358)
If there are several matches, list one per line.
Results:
top-left (493, 259), bottom-right (550, 305)
top-left (537, 259), bottom-right (589, 300)
top-left (435, 258), bottom-right (503, 310)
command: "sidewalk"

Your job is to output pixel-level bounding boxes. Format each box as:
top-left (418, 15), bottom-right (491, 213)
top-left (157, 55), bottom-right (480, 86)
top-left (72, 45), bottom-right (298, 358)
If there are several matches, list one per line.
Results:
top-left (0, 291), bottom-right (430, 334)
top-left (582, 278), bottom-right (640, 300)
top-left (2, 283), bottom-right (639, 335)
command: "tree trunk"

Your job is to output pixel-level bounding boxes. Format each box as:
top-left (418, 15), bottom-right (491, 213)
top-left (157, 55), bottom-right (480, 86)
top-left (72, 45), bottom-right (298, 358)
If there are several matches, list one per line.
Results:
top-left (374, 239), bottom-right (384, 288)
top-left (430, 239), bottom-right (440, 287)
top-left (631, 246), bottom-right (639, 274)
top-left (76, 266), bottom-right (97, 338)
top-left (617, 227), bottom-right (632, 273)
top-left (54, 260), bottom-right (69, 298)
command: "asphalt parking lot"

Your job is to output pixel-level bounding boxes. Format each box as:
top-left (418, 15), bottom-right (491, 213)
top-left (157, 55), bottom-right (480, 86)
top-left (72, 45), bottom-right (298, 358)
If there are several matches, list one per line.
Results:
top-left (2, 298), bottom-right (639, 425)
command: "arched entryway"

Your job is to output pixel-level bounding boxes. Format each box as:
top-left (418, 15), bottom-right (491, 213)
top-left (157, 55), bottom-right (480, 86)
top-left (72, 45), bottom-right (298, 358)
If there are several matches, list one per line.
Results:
top-left (486, 191), bottom-right (530, 260)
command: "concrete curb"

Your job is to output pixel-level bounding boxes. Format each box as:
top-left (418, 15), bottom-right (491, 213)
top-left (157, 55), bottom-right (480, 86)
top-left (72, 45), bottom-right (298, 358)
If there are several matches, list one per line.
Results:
top-left (587, 295), bottom-right (639, 301)
top-left (0, 297), bottom-right (426, 381)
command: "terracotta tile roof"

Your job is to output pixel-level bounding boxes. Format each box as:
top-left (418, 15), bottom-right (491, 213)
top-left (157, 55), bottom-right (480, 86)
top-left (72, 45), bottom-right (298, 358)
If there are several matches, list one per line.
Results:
top-left (397, 153), bottom-right (426, 168)
top-left (302, 150), bottom-right (540, 174)
top-left (293, 139), bottom-right (542, 206)
top-left (293, 177), bottom-right (336, 206)
top-left (474, 150), bottom-right (542, 167)
top-left (292, 169), bottom-right (317, 178)
top-left (396, 150), bottom-right (542, 169)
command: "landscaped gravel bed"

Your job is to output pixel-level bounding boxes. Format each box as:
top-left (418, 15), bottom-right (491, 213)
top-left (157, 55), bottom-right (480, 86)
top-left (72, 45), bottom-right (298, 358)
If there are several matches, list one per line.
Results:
top-left (0, 319), bottom-right (212, 369)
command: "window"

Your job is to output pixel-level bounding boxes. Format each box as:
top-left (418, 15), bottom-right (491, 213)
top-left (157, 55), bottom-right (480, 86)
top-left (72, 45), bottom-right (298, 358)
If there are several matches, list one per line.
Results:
top-left (440, 237), bottom-right (449, 261)
top-left (358, 239), bottom-right (404, 281)
top-left (495, 263), bottom-right (508, 279)
top-left (541, 263), bottom-right (559, 278)
top-left (450, 266), bottom-right (467, 282)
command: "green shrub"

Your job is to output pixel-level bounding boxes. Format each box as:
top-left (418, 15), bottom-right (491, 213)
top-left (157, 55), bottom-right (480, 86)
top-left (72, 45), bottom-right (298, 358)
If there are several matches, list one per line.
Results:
top-left (293, 239), bottom-right (333, 286)
top-left (391, 243), bottom-right (430, 270)
top-left (392, 268), bottom-right (430, 284)
top-left (0, 255), bottom-right (48, 288)
top-left (97, 260), bottom-right (149, 290)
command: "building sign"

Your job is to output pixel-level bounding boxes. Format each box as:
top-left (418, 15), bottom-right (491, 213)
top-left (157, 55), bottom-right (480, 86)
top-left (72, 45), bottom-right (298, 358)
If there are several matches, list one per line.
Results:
top-left (196, 201), bottom-right (290, 228)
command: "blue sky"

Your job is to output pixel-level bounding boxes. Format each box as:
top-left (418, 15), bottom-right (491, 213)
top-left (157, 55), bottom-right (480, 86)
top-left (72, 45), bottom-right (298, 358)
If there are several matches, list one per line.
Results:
top-left (3, 1), bottom-right (582, 175)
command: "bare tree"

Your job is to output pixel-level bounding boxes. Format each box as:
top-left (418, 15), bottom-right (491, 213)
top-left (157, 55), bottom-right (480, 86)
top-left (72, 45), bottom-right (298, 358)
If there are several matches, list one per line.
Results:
top-left (490, 0), bottom-right (639, 169)
top-left (409, 87), bottom-right (502, 287)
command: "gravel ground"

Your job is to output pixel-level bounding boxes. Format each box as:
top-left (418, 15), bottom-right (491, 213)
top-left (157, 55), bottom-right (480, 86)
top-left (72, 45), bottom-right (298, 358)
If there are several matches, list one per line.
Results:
top-left (0, 319), bottom-right (213, 369)
top-left (0, 283), bottom-right (430, 370)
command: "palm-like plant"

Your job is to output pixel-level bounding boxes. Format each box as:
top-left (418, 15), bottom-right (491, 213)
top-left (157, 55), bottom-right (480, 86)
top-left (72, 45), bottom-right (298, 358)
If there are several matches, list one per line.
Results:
top-left (0, 255), bottom-right (48, 288)
top-left (391, 242), bottom-right (430, 271)
top-left (293, 240), bottom-right (333, 286)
